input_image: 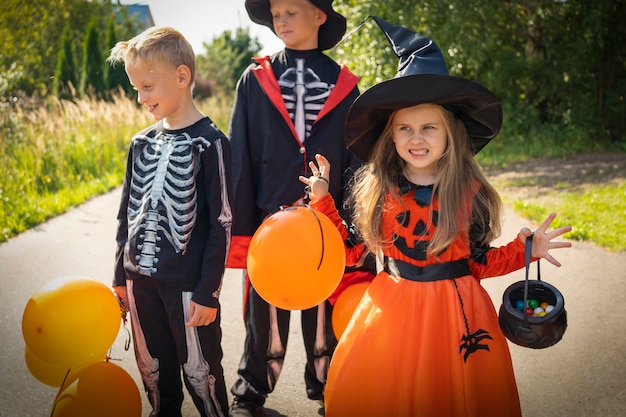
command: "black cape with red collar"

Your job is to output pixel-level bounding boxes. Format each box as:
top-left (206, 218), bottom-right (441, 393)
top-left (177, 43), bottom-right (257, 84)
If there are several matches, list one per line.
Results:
top-left (227, 48), bottom-right (362, 267)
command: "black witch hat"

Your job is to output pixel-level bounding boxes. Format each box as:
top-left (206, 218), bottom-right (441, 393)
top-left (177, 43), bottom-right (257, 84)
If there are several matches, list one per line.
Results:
top-left (245, 0), bottom-right (346, 51)
top-left (345, 16), bottom-right (502, 162)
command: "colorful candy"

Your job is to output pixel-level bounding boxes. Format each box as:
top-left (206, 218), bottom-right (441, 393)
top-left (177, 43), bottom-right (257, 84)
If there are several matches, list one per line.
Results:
top-left (513, 299), bottom-right (556, 317)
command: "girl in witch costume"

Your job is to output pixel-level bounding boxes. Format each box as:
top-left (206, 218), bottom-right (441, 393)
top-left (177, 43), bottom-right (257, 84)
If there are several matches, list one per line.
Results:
top-left (300, 16), bottom-right (572, 416)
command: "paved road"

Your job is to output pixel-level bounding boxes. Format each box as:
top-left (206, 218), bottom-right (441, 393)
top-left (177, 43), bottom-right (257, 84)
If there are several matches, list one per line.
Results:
top-left (1, 187), bottom-right (625, 417)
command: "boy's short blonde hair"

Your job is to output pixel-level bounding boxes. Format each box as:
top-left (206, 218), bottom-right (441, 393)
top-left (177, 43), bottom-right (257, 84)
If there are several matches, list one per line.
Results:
top-left (108, 26), bottom-right (196, 80)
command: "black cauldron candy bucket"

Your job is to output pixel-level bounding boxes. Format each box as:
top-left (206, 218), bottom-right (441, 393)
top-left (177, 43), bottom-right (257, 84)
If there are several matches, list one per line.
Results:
top-left (498, 235), bottom-right (567, 349)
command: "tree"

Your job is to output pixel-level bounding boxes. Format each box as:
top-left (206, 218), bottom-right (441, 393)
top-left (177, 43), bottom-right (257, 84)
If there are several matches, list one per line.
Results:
top-left (331, 0), bottom-right (625, 146)
top-left (196, 27), bottom-right (262, 98)
top-left (52, 26), bottom-right (78, 100)
top-left (105, 15), bottom-right (132, 100)
top-left (330, 2), bottom-right (424, 89)
top-left (0, 0), bottom-right (141, 98)
top-left (80, 19), bottom-right (106, 99)
top-left (550, 0), bottom-right (626, 142)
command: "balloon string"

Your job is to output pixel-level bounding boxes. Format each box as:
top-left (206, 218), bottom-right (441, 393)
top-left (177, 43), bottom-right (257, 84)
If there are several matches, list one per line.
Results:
top-left (122, 313), bottom-right (131, 352)
top-left (305, 205), bottom-right (325, 270)
top-left (117, 296), bottom-right (132, 351)
top-left (49, 368), bottom-right (72, 417)
top-left (280, 205), bottom-right (325, 270)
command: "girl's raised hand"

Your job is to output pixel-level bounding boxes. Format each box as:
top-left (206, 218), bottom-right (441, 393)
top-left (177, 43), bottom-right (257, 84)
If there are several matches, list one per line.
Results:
top-left (518, 213), bottom-right (572, 267)
top-left (298, 154), bottom-right (331, 203)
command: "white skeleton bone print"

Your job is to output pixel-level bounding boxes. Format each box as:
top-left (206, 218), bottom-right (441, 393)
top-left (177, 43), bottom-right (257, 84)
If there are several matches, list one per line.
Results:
top-left (313, 303), bottom-right (330, 383)
top-left (127, 131), bottom-right (209, 276)
top-left (126, 279), bottom-right (161, 416)
top-left (278, 58), bottom-right (334, 143)
top-left (266, 305), bottom-right (285, 390)
top-left (182, 291), bottom-right (225, 417)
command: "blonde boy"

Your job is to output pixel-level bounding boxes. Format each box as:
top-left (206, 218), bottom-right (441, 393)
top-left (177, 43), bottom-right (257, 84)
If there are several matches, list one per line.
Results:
top-left (109, 26), bottom-right (233, 417)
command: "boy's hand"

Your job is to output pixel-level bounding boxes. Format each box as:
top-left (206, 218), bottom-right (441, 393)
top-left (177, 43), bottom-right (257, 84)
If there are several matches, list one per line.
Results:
top-left (113, 285), bottom-right (128, 313)
top-left (186, 301), bottom-right (217, 327)
top-left (299, 154), bottom-right (331, 203)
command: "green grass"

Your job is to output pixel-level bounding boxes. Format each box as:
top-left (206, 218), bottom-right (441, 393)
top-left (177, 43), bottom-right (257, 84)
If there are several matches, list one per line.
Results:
top-left (513, 183), bottom-right (626, 252)
top-left (0, 94), bottom-right (151, 243)
top-left (1, 173), bottom-right (123, 239)
top-left (475, 115), bottom-right (626, 252)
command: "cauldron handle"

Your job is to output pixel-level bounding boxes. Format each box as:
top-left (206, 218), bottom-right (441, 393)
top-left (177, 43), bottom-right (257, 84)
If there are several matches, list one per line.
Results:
top-left (522, 234), bottom-right (540, 326)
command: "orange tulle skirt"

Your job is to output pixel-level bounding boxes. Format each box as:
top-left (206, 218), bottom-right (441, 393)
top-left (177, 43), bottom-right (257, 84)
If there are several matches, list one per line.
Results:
top-left (324, 272), bottom-right (522, 417)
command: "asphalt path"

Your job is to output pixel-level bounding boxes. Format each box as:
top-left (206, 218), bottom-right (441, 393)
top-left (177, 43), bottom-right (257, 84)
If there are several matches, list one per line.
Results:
top-left (1, 186), bottom-right (625, 417)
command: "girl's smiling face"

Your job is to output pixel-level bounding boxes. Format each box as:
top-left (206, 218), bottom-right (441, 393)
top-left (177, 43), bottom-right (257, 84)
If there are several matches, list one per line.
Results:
top-left (392, 103), bottom-right (448, 184)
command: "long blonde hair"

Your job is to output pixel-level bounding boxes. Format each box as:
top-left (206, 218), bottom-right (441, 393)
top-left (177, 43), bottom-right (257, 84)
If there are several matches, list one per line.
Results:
top-left (348, 104), bottom-right (502, 258)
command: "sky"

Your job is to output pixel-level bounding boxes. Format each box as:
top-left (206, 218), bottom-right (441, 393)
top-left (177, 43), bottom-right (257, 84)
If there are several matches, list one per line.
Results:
top-left (119, 0), bottom-right (284, 55)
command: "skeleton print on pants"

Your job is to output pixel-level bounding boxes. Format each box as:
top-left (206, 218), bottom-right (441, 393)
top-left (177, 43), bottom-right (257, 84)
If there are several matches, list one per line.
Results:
top-left (127, 280), bottom-right (225, 417)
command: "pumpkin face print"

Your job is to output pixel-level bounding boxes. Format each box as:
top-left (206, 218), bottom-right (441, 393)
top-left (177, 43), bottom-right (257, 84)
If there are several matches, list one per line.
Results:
top-left (392, 210), bottom-right (438, 260)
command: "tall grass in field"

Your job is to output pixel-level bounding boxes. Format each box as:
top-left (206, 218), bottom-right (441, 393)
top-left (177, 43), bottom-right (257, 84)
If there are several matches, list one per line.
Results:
top-left (0, 93), bottom-right (235, 244)
top-left (0, 94), bottom-right (149, 243)
top-left (198, 93), bottom-right (234, 134)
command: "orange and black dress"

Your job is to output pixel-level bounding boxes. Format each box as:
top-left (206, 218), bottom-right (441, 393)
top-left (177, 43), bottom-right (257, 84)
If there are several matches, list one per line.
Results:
top-left (311, 180), bottom-right (525, 417)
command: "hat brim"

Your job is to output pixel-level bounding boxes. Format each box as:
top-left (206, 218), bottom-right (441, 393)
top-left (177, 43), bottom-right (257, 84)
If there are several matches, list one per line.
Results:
top-left (245, 0), bottom-right (346, 50)
top-left (345, 74), bottom-right (503, 161)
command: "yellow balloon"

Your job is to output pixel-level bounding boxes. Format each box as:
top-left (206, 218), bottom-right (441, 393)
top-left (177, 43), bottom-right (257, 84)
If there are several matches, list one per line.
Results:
top-left (332, 282), bottom-right (370, 339)
top-left (22, 276), bottom-right (121, 368)
top-left (24, 344), bottom-right (71, 387)
top-left (24, 344), bottom-right (108, 388)
top-left (51, 361), bottom-right (141, 417)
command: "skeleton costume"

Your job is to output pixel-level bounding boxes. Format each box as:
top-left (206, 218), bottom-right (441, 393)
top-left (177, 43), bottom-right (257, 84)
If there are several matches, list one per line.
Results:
top-left (114, 117), bottom-right (232, 417)
top-left (226, 47), bottom-right (375, 406)
top-left (308, 16), bottom-right (525, 417)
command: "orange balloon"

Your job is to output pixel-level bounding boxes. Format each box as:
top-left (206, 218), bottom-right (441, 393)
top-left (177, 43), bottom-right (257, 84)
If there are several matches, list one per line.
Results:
top-left (332, 282), bottom-right (370, 339)
top-left (51, 361), bottom-right (141, 417)
top-left (248, 206), bottom-right (346, 310)
top-left (22, 276), bottom-right (121, 369)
